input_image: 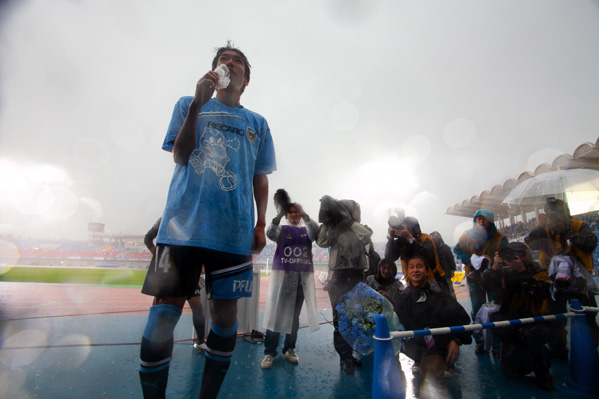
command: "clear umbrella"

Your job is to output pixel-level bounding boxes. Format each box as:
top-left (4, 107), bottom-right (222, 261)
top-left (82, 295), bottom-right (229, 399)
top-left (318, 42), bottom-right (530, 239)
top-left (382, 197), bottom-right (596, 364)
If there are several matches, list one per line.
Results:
top-left (503, 168), bottom-right (599, 207)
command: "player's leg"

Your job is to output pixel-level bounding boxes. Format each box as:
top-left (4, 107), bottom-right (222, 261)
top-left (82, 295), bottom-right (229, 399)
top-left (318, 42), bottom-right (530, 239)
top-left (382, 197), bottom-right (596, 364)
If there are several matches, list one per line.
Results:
top-left (139, 297), bottom-right (185, 399)
top-left (199, 251), bottom-right (253, 399)
top-left (139, 245), bottom-right (201, 399)
top-left (199, 298), bottom-right (238, 398)
top-left (283, 282), bottom-right (304, 359)
top-left (188, 294), bottom-right (206, 346)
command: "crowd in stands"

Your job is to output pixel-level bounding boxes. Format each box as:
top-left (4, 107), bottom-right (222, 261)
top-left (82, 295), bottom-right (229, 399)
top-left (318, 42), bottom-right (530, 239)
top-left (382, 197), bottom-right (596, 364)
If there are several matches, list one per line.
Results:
top-left (0, 236), bottom-right (152, 268)
top-left (498, 211), bottom-right (599, 272)
top-left (2, 211), bottom-right (598, 271)
top-left (499, 219), bottom-right (538, 241)
top-left (578, 211), bottom-right (599, 269)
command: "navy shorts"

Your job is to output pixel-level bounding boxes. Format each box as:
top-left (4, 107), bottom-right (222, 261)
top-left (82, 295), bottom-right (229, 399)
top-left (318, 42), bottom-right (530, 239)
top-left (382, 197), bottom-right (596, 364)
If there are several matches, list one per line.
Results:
top-left (141, 245), bottom-right (253, 300)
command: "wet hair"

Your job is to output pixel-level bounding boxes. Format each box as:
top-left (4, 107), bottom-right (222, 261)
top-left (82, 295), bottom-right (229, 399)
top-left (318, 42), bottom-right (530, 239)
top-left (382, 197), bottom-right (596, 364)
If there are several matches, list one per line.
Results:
top-left (407, 255), bottom-right (429, 269)
top-left (378, 258), bottom-right (397, 272)
top-left (506, 242), bottom-right (534, 264)
top-left (212, 41), bottom-right (251, 92)
top-left (377, 258), bottom-right (398, 282)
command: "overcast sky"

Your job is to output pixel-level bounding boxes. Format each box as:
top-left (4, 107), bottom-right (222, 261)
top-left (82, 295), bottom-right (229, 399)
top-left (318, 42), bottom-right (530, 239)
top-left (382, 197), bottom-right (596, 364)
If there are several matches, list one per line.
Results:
top-left (1, 0), bottom-right (598, 245)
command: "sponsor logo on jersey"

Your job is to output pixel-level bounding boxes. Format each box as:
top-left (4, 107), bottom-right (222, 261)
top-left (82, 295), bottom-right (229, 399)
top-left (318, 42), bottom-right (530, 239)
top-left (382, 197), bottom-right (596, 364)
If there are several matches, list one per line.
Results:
top-left (207, 121), bottom-right (245, 137)
top-left (246, 127), bottom-right (257, 143)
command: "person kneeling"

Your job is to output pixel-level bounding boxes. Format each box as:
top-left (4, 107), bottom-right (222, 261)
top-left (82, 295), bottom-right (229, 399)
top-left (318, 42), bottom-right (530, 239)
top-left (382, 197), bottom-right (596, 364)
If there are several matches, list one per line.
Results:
top-left (482, 243), bottom-right (555, 391)
top-left (395, 255), bottom-right (472, 382)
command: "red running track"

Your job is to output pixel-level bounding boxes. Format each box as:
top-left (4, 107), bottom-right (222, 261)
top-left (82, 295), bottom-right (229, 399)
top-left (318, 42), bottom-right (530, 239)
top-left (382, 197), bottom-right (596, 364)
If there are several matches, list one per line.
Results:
top-left (0, 276), bottom-right (335, 320)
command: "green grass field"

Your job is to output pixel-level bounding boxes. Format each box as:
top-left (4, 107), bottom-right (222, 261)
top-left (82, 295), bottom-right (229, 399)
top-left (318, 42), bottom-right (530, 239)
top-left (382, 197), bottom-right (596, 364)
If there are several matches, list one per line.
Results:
top-left (0, 266), bottom-right (270, 287)
top-left (0, 266), bottom-right (147, 287)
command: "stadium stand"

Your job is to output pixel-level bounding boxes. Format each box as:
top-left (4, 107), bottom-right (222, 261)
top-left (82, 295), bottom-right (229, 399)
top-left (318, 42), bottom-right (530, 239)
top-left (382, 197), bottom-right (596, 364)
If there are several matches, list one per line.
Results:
top-left (3, 211), bottom-right (597, 271)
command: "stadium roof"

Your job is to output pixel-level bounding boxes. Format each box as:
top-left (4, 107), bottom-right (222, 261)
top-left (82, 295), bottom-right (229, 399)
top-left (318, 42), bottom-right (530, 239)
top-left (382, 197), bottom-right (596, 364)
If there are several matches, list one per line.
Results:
top-left (445, 137), bottom-right (599, 220)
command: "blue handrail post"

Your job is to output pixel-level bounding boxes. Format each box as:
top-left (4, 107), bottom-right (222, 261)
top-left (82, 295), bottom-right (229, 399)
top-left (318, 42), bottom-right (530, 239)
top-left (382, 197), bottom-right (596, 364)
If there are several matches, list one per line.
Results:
top-left (372, 315), bottom-right (405, 399)
top-left (558, 298), bottom-right (599, 398)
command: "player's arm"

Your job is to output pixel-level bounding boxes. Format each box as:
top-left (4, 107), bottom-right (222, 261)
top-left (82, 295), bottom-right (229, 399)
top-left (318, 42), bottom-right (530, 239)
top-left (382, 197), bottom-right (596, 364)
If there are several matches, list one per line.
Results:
top-left (172, 71), bottom-right (219, 165)
top-left (453, 241), bottom-right (471, 265)
top-left (144, 218), bottom-right (161, 254)
top-left (252, 173), bottom-right (269, 253)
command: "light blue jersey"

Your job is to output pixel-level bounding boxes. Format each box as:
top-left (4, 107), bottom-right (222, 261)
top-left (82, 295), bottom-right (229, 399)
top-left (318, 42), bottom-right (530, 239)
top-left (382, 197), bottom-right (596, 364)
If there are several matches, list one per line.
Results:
top-left (157, 97), bottom-right (276, 255)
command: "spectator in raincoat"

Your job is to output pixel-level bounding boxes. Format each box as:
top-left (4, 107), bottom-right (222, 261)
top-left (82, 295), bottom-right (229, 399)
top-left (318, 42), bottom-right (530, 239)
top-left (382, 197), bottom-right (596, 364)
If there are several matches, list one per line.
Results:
top-left (453, 208), bottom-right (508, 356)
top-left (261, 195), bottom-right (320, 369)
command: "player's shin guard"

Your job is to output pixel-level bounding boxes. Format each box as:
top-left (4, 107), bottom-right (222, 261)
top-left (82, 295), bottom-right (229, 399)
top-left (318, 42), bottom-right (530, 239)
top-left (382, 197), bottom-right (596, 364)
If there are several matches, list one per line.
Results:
top-left (199, 321), bottom-right (238, 399)
top-left (139, 304), bottom-right (182, 399)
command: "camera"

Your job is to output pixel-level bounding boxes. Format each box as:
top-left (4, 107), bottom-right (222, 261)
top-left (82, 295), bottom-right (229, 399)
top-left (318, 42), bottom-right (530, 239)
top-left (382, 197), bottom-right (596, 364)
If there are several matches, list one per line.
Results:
top-left (480, 257), bottom-right (490, 270)
top-left (545, 197), bottom-right (567, 214)
top-left (388, 216), bottom-right (404, 229)
top-left (545, 197), bottom-right (569, 218)
top-left (498, 247), bottom-right (517, 262)
top-left (548, 212), bottom-right (563, 224)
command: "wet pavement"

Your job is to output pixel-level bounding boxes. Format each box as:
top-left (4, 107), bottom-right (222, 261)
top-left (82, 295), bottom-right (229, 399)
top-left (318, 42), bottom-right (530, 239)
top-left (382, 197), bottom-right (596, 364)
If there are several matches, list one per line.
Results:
top-left (0, 280), bottom-right (587, 398)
